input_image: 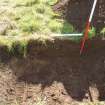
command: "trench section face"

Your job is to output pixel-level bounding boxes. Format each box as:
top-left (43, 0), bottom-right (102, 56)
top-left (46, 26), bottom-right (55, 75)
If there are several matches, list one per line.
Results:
top-left (0, 39), bottom-right (105, 104)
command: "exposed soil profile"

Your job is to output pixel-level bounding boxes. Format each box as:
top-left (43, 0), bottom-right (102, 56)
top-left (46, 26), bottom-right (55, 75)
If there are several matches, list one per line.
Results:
top-left (0, 37), bottom-right (105, 104)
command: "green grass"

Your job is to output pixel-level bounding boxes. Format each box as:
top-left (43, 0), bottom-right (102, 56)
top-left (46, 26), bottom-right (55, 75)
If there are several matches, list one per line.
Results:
top-left (0, 0), bottom-right (75, 36)
top-left (88, 27), bottom-right (96, 39)
top-left (0, 35), bottom-right (53, 57)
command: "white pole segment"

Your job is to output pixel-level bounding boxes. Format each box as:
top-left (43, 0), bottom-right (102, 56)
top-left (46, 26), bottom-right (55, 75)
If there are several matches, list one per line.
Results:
top-left (89, 0), bottom-right (98, 22)
top-left (52, 33), bottom-right (83, 37)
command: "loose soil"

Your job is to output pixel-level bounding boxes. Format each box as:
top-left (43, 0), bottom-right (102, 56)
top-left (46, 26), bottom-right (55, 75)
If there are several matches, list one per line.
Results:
top-left (0, 37), bottom-right (105, 105)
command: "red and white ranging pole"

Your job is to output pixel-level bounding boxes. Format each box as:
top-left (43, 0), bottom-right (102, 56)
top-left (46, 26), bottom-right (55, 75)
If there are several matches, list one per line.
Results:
top-left (80, 0), bottom-right (98, 54)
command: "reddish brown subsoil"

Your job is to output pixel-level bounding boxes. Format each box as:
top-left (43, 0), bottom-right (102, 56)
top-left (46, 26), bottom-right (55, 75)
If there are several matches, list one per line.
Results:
top-left (0, 37), bottom-right (105, 105)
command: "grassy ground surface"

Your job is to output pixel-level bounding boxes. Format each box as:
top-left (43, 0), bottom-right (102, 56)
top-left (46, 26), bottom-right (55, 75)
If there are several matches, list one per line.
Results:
top-left (0, 0), bottom-right (77, 54)
top-left (0, 0), bottom-right (75, 36)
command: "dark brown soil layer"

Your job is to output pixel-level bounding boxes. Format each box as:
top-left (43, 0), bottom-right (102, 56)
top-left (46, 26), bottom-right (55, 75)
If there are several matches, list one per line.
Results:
top-left (0, 37), bottom-right (105, 104)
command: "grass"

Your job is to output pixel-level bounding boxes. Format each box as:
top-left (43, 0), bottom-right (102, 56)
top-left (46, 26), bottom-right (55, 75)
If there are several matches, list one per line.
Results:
top-left (88, 27), bottom-right (96, 39)
top-left (0, 0), bottom-right (75, 36)
top-left (0, 34), bottom-right (53, 57)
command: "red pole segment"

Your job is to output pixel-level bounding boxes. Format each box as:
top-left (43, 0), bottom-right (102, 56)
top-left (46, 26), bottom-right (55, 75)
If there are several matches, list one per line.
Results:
top-left (80, 21), bottom-right (90, 55)
top-left (80, 0), bottom-right (98, 55)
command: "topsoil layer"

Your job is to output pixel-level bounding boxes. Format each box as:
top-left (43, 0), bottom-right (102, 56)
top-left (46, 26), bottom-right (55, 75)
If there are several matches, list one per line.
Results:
top-left (0, 37), bottom-right (105, 105)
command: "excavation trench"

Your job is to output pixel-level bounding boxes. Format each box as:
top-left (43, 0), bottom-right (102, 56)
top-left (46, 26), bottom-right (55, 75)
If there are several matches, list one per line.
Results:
top-left (0, 37), bottom-right (105, 104)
